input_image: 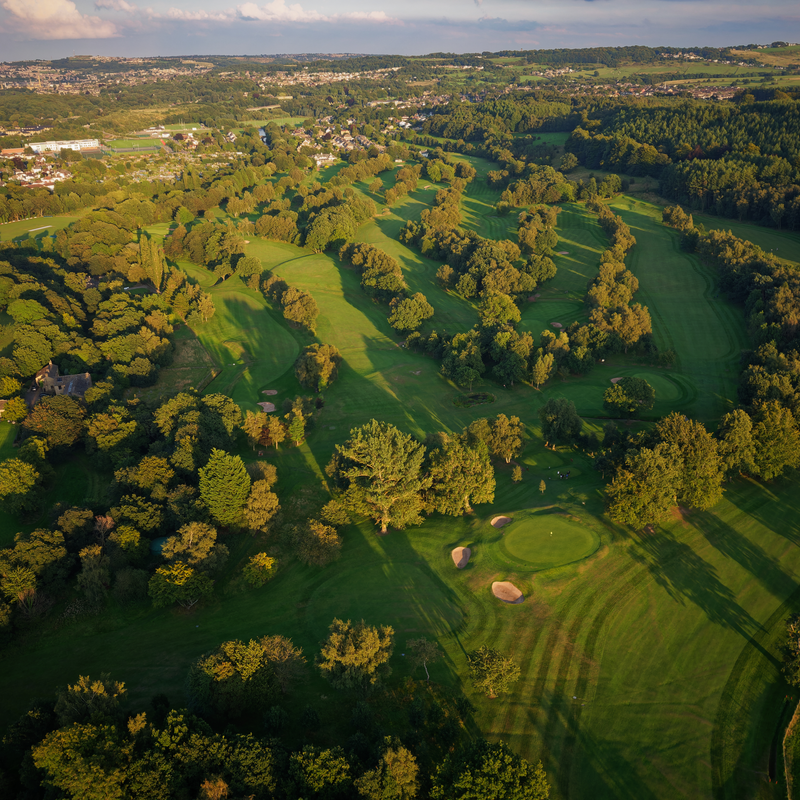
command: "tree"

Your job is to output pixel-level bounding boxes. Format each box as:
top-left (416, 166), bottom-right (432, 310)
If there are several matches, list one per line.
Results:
top-left (783, 613), bottom-right (800, 688)
top-left (656, 413), bottom-right (724, 510)
top-left (531, 353), bottom-right (555, 389)
top-left (317, 618), bottom-right (394, 693)
top-left (559, 152), bottom-right (579, 172)
top-left (431, 739), bottom-right (549, 800)
top-left (187, 638), bottom-right (281, 718)
top-left (242, 553), bottom-right (276, 587)
top-left (267, 415), bottom-right (286, 450)
top-left (76, 544), bottom-right (110, 604)
top-left (244, 480), bottom-right (280, 534)
top-left (717, 409), bottom-right (756, 479)
top-left (289, 746), bottom-right (352, 800)
top-left (327, 420), bottom-right (430, 533)
top-left (407, 637), bottom-right (442, 682)
top-left (54, 674), bottom-right (126, 727)
top-left (512, 466), bottom-right (522, 482)
top-left (356, 741), bottom-right (419, 800)
top-left (606, 443), bottom-right (681, 529)
top-left (488, 414), bottom-right (524, 464)
top-left (242, 410), bottom-right (268, 450)
top-left (288, 412), bottom-right (306, 446)
top-left (467, 646), bottom-right (520, 698)
top-left (539, 479), bottom-right (546, 494)
top-left (32, 722), bottom-right (129, 800)
top-left (0, 457), bottom-right (41, 514)
top-left (603, 377), bottom-right (655, 418)
top-left (161, 522), bottom-right (228, 572)
top-left (292, 518), bottom-right (342, 566)
top-left (388, 294), bottom-right (434, 333)
top-left (295, 343), bottom-right (343, 392)
top-left (1, 564), bottom-right (37, 607)
top-left (148, 563), bottom-right (214, 610)
top-left (198, 449), bottom-right (251, 527)
top-left (3, 396), bottom-right (28, 423)
top-left (751, 401), bottom-right (800, 480)
top-left (426, 436), bottom-right (495, 515)
top-left (539, 398), bottom-right (582, 444)
top-left (23, 395), bottom-right (85, 448)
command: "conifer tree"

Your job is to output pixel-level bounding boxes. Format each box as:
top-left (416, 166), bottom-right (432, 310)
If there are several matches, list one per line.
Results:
top-left (198, 449), bottom-right (251, 527)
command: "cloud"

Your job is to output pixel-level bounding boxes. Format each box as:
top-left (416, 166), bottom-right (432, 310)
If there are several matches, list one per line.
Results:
top-left (1, 0), bottom-right (119, 38)
top-left (94, 0), bottom-right (139, 11)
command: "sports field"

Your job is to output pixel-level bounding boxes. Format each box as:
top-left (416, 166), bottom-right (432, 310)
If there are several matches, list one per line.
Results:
top-left (3, 166), bottom-right (800, 800)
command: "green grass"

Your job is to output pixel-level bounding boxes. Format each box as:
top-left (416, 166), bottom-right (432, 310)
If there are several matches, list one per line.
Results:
top-left (2, 192), bottom-right (800, 800)
top-left (0, 215), bottom-right (80, 242)
top-left (498, 509), bottom-right (600, 570)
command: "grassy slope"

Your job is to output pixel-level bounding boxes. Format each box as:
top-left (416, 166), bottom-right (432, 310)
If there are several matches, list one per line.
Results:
top-left (2, 173), bottom-right (800, 800)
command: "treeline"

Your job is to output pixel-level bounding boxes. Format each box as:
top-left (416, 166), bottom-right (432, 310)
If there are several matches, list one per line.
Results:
top-left (596, 205), bottom-right (800, 528)
top-left (565, 98), bottom-right (800, 229)
top-left (583, 200), bottom-right (654, 355)
top-left (0, 246), bottom-right (200, 398)
top-left (0, 626), bottom-right (549, 799)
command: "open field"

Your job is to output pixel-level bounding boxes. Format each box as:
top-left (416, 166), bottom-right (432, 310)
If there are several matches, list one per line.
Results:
top-left (3, 168), bottom-right (800, 800)
top-left (0, 215), bottom-right (80, 242)
top-left (730, 46), bottom-right (800, 68)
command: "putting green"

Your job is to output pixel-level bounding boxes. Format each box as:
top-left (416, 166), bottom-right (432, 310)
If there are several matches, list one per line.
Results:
top-left (499, 514), bottom-right (599, 570)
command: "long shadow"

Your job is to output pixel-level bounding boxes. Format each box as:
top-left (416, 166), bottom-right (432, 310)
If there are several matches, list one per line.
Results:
top-left (692, 508), bottom-right (797, 601)
top-left (629, 528), bottom-right (772, 657)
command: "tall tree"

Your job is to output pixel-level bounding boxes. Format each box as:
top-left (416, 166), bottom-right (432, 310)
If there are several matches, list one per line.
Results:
top-left (295, 343), bottom-right (343, 392)
top-left (431, 739), bottom-right (549, 800)
top-left (316, 618), bottom-right (394, 694)
top-left (716, 409), bottom-right (756, 479)
top-left (426, 436), bottom-right (495, 515)
top-left (656, 413), bottom-right (724, 510)
top-left (327, 420), bottom-right (430, 534)
top-left (751, 401), bottom-right (800, 480)
top-left (488, 414), bottom-right (524, 463)
top-left (603, 377), bottom-right (655, 418)
top-left (605, 443), bottom-right (681, 529)
top-left (539, 398), bottom-right (582, 444)
top-left (198, 449), bottom-right (251, 527)
top-left (161, 522), bottom-right (228, 572)
top-left (467, 646), bottom-right (520, 698)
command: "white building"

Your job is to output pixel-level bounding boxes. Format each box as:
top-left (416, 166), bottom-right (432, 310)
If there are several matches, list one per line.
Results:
top-left (29, 139), bottom-right (101, 154)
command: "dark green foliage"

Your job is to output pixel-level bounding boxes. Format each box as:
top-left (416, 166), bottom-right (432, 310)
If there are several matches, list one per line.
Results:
top-left (295, 343), bottom-right (343, 392)
top-left (603, 376), bottom-right (655, 418)
top-left (539, 398), bottom-right (582, 444)
top-left (198, 449), bottom-right (251, 528)
top-left (431, 739), bottom-right (549, 800)
top-left (316, 618), bottom-right (394, 694)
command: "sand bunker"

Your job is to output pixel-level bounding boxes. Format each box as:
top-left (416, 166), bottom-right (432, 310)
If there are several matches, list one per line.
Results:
top-left (257, 402), bottom-right (276, 412)
top-left (527, 295), bottom-right (537, 302)
top-left (557, 250), bottom-right (569, 255)
top-left (551, 322), bottom-right (563, 329)
top-left (610, 377), bottom-right (622, 384)
top-left (491, 516), bottom-right (512, 528)
top-left (452, 547), bottom-right (471, 569)
top-left (492, 581), bottom-right (524, 604)
top-left (262, 389), bottom-right (278, 395)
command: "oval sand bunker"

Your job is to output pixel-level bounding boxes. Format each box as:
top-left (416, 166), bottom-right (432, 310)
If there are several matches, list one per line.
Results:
top-left (452, 547), bottom-right (471, 569)
top-left (492, 581), bottom-right (524, 604)
top-left (491, 516), bottom-right (512, 528)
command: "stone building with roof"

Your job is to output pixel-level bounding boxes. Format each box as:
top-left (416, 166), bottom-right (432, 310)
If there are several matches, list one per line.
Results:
top-left (32, 361), bottom-right (92, 400)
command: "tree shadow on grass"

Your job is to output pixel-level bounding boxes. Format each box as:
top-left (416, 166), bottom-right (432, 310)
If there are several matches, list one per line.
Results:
top-left (629, 528), bottom-right (771, 656)
top-left (692, 508), bottom-right (796, 602)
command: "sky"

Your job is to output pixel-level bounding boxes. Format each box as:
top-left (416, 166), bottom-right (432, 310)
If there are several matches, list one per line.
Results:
top-left (0, 0), bottom-right (799, 61)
